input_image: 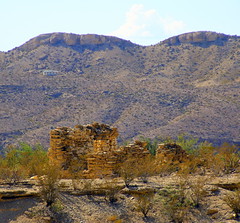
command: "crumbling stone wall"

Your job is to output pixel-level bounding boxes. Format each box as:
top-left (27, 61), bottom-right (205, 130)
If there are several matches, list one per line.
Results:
top-left (48, 122), bottom-right (149, 178)
top-left (85, 141), bottom-right (149, 178)
top-left (48, 123), bottom-right (118, 169)
top-left (156, 143), bottom-right (188, 163)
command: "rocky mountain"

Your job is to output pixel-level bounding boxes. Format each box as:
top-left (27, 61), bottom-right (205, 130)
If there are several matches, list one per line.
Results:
top-left (0, 31), bottom-right (239, 149)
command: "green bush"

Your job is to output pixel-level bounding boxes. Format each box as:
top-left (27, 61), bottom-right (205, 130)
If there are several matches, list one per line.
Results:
top-left (138, 136), bottom-right (159, 155)
top-left (175, 134), bottom-right (199, 154)
top-left (158, 177), bottom-right (194, 223)
top-left (0, 142), bottom-right (48, 182)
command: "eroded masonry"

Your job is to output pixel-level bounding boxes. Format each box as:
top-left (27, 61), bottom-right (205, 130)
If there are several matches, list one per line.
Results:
top-left (48, 122), bottom-right (187, 178)
top-left (48, 122), bottom-right (150, 178)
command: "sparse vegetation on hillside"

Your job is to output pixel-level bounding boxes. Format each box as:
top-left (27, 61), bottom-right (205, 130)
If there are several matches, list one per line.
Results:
top-left (0, 31), bottom-right (239, 149)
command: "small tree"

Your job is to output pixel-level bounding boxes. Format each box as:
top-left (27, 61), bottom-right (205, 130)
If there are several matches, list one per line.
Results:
top-left (116, 157), bottom-right (138, 187)
top-left (187, 177), bottom-right (208, 208)
top-left (136, 156), bottom-right (157, 183)
top-left (216, 143), bottom-right (240, 174)
top-left (133, 190), bottom-right (155, 218)
top-left (0, 142), bottom-right (48, 182)
top-left (2, 145), bottom-right (28, 183)
top-left (38, 164), bottom-right (60, 207)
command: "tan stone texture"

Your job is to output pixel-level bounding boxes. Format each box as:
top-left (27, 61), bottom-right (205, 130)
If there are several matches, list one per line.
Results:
top-left (156, 143), bottom-right (188, 162)
top-left (48, 122), bottom-right (150, 178)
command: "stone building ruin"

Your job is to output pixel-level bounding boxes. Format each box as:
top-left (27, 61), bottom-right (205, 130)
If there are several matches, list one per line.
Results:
top-left (48, 122), bottom-right (150, 178)
top-left (48, 122), bottom-right (188, 178)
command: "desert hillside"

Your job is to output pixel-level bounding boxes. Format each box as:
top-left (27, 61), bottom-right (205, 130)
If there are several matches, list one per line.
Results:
top-left (0, 31), bottom-right (239, 148)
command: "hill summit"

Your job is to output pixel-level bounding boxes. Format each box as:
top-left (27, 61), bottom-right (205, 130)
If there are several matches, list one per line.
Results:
top-left (161, 31), bottom-right (231, 46)
top-left (18, 33), bottom-right (136, 52)
top-left (0, 31), bottom-right (239, 148)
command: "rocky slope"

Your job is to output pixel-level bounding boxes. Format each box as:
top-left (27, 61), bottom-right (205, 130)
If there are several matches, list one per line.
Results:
top-left (162, 31), bottom-right (230, 45)
top-left (0, 31), bottom-right (239, 149)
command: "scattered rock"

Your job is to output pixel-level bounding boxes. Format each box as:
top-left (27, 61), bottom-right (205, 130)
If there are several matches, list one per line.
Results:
top-left (207, 209), bottom-right (218, 215)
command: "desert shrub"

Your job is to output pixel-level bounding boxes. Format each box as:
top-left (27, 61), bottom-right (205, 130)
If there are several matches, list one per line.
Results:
top-left (38, 163), bottom-right (60, 207)
top-left (50, 199), bottom-right (73, 223)
top-left (50, 199), bottom-right (64, 212)
top-left (195, 142), bottom-right (239, 175)
top-left (215, 143), bottom-right (240, 174)
top-left (154, 154), bottom-right (180, 176)
top-left (133, 190), bottom-right (155, 218)
top-left (27, 144), bottom-right (48, 176)
top-left (0, 142), bottom-right (48, 181)
top-left (158, 187), bottom-right (191, 223)
top-left (158, 175), bottom-right (198, 223)
top-left (177, 157), bottom-right (201, 175)
top-left (103, 179), bottom-right (123, 203)
top-left (175, 134), bottom-right (199, 154)
top-left (115, 157), bottom-right (139, 187)
top-left (189, 142), bottom-right (218, 174)
top-left (187, 176), bottom-right (208, 207)
top-left (117, 155), bottom-right (160, 186)
top-left (223, 189), bottom-right (240, 219)
top-left (135, 155), bottom-right (158, 183)
top-left (0, 164), bottom-right (28, 184)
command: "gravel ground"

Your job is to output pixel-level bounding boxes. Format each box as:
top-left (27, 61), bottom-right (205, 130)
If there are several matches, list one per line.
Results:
top-left (8, 174), bottom-right (240, 223)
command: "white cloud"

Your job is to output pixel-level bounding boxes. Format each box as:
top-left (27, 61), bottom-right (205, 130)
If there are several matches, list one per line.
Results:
top-left (110, 4), bottom-right (186, 45)
top-left (160, 17), bottom-right (186, 35)
top-left (111, 4), bottom-right (154, 38)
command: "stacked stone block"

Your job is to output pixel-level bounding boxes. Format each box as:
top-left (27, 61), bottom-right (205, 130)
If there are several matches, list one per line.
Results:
top-left (156, 143), bottom-right (188, 163)
top-left (85, 153), bottom-right (120, 178)
top-left (48, 127), bottom-right (72, 168)
top-left (84, 143), bottom-right (150, 178)
top-left (48, 122), bottom-right (151, 178)
top-left (121, 143), bottom-right (149, 160)
top-left (49, 123), bottom-right (119, 173)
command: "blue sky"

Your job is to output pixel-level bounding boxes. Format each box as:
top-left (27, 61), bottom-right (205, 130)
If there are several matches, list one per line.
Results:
top-left (0, 0), bottom-right (239, 51)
